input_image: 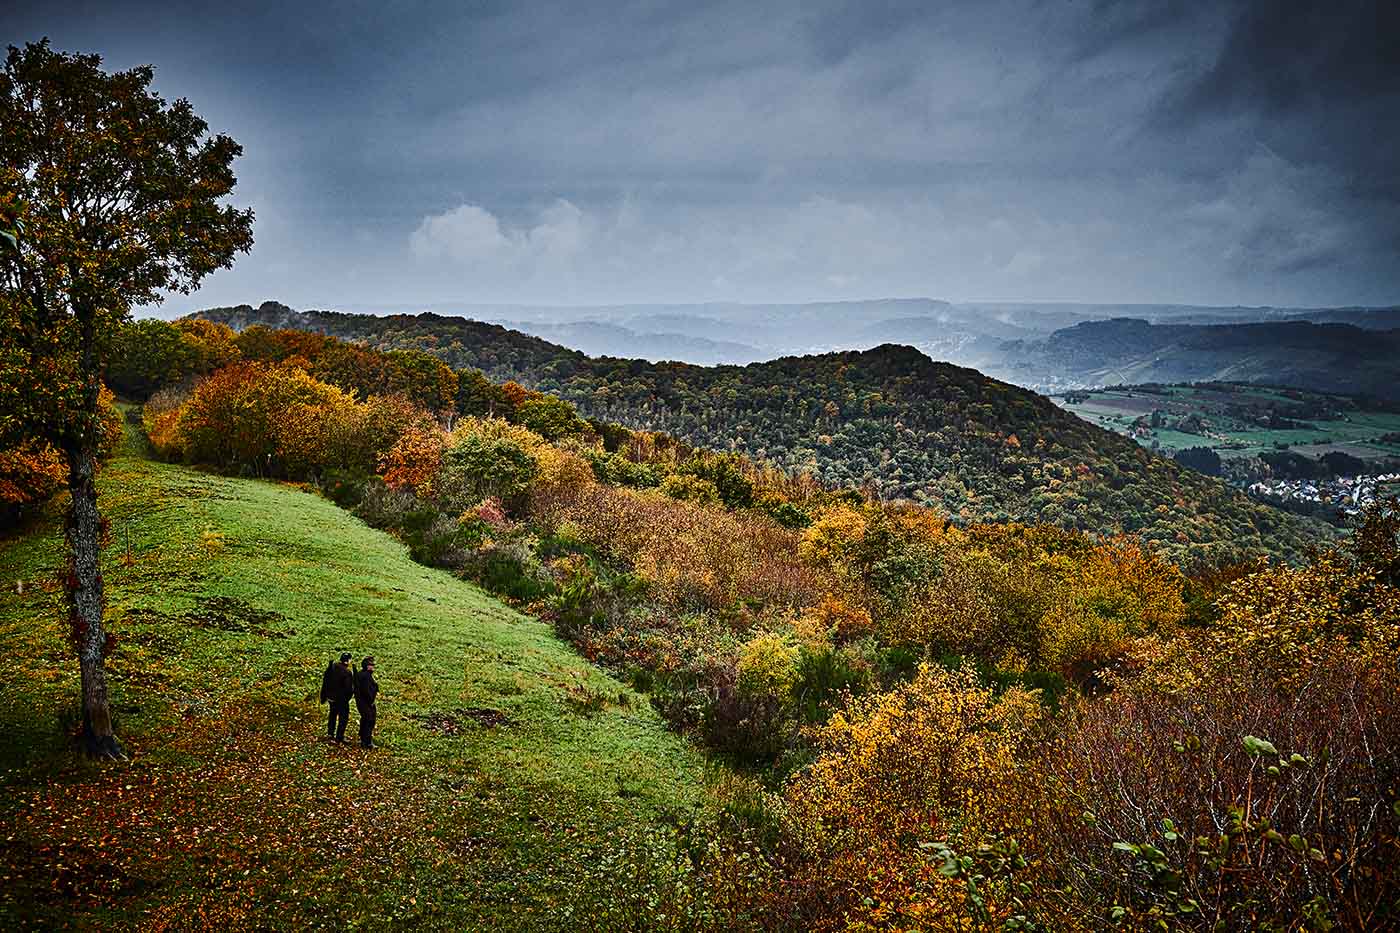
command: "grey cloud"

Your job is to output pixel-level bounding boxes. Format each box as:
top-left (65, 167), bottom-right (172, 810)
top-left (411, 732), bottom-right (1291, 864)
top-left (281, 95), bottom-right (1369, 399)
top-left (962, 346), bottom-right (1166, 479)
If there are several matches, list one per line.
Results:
top-left (2, 0), bottom-right (1396, 310)
top-left (1161, 0), bottom-right (1399, 122)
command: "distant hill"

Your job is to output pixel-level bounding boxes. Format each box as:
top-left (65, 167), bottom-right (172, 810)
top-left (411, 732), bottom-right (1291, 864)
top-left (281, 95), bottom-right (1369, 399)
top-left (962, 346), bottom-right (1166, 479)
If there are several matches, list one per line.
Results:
top-left (196, 301), bottom-right (586, 378)
top-left (996, 318), bottom-right (1400, 400)
top-left (193, 303), bottom-right (1332, 562)
top-left (498, 319), bottom-right (768, 365)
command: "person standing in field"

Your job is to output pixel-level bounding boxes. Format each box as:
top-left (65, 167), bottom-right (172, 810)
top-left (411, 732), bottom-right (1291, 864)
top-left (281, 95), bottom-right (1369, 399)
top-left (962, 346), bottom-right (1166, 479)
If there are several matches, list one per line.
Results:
top-left (354, 656), bottom-right (379, 749)
top-left (321, 652), bottom-right (355, 743)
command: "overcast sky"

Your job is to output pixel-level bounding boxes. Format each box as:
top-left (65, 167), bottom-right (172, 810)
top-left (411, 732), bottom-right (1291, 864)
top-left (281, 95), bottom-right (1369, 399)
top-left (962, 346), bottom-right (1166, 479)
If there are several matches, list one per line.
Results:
top-left (5, 0), bottom-right (1398, 311)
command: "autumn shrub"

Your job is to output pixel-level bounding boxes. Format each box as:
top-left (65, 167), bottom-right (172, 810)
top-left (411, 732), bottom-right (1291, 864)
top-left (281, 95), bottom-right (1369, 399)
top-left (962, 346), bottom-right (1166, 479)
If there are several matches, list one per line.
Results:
top-left (585, 449), bottom-right (662, 488)
top-left (434, 432), bottom-right (538, 513)
top-left (320, 467), bottom-right (369, 510)
top-left (379, 423), bottom-right (446, 496)
top-left (676, 453), bottom-right (754, 509)
top-left (354, 393), bottom-right (433, 474)
top-left (533, 443), bottom-right (595, 497)
top-left (1037, 536), bottom-right (1185, 679)
top-left (353, 478), bottom-right (422, 532)
top-left (736, 632), bottom-right (800, 703)
top-left (516, 394), bottom-right (589, 440)
top-left (534, 478), bottom-right (826, 612)
top-left (702, 668), bottom-right (791, 767)
top-left (172, 361), bottom-right (364, 478)
top-left (790, 644), bottom-right (872, 725)
top-left (409, 511), bottom-right (476, 569)
top-left (797, 593), bottom-right (874, 645)
top-left (660, 472), bottom-right (721, 505)
top-left (379, 348), bottom-right (459, 413)
top-left (463, 539), bottom-right (552, 603)
top-left (545, 553), bottom-right (649, 640)
top-left (1044, 652), bottom-right (1399, 930)
top-left (143, 384), bottom-right (189, 459)
top-left (233, 324), bottom-right (330, 364)
top-left (174, 318), bottom-right (241, 373)
top-left (879, 529), bottom-right (1184, 682)
top-left (1028, 518), bottom-right (1400, 931)
top-left (797, 503), bottom-right (868, 578)
top-left (108, 318), bottom-right (200, 399)
top-left (0, 438), bottom-right (65, 525)
top-left (754, 492), bottom-right (810, 529)
top-left (779, 664), bottom-right (1048, 930)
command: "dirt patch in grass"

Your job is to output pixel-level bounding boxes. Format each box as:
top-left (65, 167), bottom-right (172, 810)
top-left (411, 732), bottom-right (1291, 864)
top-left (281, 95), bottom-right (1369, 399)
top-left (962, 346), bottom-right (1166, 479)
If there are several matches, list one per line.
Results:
top-left (118, 599), bottom-right (294, 639)
top-left (408, 707), bottom-right (510, 735)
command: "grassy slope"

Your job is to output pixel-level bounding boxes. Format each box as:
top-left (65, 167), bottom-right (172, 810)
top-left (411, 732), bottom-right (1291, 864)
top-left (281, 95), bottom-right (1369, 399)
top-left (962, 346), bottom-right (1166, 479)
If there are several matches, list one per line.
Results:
top-left (0, 422), bottom-right (708, 930)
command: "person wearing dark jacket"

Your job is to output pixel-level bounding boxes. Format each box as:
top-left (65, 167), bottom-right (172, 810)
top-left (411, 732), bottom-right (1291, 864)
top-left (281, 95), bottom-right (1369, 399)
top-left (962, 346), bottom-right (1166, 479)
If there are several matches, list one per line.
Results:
top-left (321, 652), bottom-right (355, 743)
top-left (354, 656), bottom-right (379, 749)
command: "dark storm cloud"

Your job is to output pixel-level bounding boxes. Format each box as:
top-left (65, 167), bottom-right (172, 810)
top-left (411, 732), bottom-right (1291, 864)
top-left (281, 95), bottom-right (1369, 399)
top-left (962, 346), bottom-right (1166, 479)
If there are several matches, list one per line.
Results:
top-left (2, 0), bottom-right (1397, 309)
top-left (1147, 0), bottom-right (1400, 274)
top-left (1162, 0), bottom-right (1400, 122)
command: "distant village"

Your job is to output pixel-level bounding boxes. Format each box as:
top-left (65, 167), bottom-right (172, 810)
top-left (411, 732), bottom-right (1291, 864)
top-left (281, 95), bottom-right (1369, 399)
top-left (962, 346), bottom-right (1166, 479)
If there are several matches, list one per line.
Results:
top-left (1247, 473), bottom-right (1400, 517)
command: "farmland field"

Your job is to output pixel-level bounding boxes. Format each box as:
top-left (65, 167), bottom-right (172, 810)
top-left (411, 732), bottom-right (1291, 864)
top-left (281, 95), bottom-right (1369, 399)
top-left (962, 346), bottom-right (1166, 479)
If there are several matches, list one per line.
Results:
top-left (1054, 383), bottom-right (1400, 462)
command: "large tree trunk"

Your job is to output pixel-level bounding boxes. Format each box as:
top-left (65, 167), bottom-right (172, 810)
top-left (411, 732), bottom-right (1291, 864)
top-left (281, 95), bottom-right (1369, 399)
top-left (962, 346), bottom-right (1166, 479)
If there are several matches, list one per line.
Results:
top-left (66, 442), bottom-right (125, 760)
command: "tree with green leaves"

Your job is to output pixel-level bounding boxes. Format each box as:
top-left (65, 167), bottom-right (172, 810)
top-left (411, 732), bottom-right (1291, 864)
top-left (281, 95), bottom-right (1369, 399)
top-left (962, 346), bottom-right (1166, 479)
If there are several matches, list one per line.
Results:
top-left (0, 40), bottom-right (253, 758)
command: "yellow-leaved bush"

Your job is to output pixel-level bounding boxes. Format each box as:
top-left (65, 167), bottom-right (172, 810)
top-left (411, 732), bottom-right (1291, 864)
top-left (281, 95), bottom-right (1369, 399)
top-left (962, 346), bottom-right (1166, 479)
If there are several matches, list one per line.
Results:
top-left (783, 663), bottom-right (1052, 931)
top-left (736, 632), bottom-right (800, 702)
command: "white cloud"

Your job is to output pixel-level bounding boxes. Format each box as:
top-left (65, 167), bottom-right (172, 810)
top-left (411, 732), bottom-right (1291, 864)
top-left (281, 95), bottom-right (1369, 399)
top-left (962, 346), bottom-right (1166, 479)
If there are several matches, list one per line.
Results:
top-left (409, 203), bottom-right (510, 262)
top-left (409, 199), bottom-right (589, 268)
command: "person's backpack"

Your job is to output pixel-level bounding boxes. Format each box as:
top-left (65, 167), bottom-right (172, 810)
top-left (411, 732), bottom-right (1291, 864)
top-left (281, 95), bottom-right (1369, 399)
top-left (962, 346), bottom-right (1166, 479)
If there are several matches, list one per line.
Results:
top-left (320, 658), bottom-right (336, 704)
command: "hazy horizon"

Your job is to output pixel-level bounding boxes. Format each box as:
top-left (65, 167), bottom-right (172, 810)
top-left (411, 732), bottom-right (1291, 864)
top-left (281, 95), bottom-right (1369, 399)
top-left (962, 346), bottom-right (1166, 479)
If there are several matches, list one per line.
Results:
top-left (148, 295), bottom-right (1400, 321)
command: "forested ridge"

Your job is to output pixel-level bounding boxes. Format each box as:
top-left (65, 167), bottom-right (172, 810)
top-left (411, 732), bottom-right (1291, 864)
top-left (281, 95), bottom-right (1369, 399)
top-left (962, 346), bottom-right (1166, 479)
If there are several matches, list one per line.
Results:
top-left (195, 302), bottom-right (1330, 563)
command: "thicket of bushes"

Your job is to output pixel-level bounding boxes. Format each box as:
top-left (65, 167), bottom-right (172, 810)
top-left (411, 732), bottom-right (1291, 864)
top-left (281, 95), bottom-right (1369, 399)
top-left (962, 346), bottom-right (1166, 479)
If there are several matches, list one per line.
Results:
top-left (0, 387), bottom-right (123, 526)
top-left (130, 318), bottom-right (1399, 930)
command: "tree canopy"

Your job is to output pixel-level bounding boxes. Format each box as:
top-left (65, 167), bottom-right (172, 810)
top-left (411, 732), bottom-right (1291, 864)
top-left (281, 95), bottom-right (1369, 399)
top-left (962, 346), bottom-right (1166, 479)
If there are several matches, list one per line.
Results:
top-left (0, 39), bottom-right (253, 756)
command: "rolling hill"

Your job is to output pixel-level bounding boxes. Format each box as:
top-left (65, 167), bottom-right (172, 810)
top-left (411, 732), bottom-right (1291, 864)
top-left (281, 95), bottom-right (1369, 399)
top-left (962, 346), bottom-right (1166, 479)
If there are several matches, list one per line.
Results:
top-left (193, 304), bottom-right (1333, 563)
top-left (996, 318), bottom-right (1400, 399)
top-left (0, 417), bottom-right (709, 928)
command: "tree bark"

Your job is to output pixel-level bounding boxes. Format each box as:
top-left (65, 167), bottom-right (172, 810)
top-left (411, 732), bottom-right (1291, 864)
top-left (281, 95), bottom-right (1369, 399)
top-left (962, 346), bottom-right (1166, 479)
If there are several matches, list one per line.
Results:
top-left (66, 441), bottom-right (124, 759)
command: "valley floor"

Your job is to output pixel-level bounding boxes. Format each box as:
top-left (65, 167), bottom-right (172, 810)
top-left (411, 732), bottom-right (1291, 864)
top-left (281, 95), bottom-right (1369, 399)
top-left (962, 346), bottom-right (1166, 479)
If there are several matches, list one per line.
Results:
top-left (0, 421), bottom-right (709, 929)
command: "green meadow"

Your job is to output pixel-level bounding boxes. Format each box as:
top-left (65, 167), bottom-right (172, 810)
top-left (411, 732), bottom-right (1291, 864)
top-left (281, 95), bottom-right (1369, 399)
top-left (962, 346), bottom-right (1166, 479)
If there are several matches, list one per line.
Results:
top-left (0, 420), bottom-right (711, 930)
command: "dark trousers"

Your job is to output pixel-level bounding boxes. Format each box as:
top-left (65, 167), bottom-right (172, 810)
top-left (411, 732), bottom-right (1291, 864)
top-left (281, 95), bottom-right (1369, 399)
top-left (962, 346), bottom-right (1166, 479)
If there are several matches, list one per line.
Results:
top-left (357, 705), bottom-right (376, 747)
top-left (328, 700), bottom-right (350, 741)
